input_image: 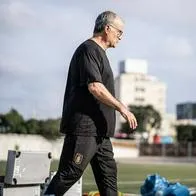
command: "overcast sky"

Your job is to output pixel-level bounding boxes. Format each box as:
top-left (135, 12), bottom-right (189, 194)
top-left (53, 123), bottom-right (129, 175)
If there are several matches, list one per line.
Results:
top-left (0, 0), bottom-right (195, 119)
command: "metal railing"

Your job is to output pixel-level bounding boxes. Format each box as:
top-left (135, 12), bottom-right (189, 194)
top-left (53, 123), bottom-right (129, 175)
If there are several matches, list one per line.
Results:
top-left (139, 142), bottom-right (196, 157)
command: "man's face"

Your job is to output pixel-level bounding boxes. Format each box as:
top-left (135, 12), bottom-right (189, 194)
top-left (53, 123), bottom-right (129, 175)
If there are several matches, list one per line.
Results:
top-left (106, 17), bottom-right (124, 48)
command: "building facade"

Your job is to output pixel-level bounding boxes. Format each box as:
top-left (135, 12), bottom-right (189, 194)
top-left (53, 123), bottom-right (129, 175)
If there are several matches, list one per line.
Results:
top-left (115, 73), bottom-right (166, 115)
top-left (176, 102), bottom-right (196, 127)
top-left (177, 102), bottom-right (196, 120)
top-left (114, 59), bottom-right (176, 139)
top-left (115, 59), bottom-right (166, 115)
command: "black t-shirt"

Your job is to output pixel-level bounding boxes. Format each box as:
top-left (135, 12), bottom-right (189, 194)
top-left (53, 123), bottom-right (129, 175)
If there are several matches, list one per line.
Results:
top-left (60, 39), bottom-right (116, 137)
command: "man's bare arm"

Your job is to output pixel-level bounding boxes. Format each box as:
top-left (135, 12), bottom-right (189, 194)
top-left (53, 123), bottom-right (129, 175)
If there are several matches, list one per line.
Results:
top-left (88, 82), bottom-right (137, 129)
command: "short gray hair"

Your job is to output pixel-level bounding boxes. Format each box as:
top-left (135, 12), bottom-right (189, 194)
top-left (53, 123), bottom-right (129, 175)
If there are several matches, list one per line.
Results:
top-left (93, 11), bottom-right (118, 34)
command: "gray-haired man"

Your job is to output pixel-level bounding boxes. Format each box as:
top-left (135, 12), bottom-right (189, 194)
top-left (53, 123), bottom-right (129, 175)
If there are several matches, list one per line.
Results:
top-left (45, 10), bottom-right (137, 196)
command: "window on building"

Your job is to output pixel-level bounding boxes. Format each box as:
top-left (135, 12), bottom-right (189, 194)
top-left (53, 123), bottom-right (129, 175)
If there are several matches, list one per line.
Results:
top-left (135, 87), bottom-right (145, 92)
top-left (134, 97), bottom-right (145, 102)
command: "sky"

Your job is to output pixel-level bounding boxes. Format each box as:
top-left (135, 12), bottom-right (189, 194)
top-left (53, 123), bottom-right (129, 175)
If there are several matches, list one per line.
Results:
top-left (0, 0), bottom-right (196, 119)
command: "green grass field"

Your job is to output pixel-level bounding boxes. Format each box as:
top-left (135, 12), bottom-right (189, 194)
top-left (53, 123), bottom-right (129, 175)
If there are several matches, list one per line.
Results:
top-left (1, 160), bottom-right (196, 194)
top-left (82, 162), bottom-right (196, 194)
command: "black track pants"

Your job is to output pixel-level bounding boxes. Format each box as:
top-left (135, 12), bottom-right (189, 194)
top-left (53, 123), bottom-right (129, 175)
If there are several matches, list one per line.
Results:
top-left (44, 135), bottom-right (118, 196)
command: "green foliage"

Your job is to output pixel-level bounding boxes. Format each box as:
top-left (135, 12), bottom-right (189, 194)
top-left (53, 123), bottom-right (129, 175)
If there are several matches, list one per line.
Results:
top-left (120, 105), bottom-right (161, 133)
top-left (26, 118), bottom-right (40, 134)
top-left (2, 108), bottom-right (27, 134)
top-left (0, 109), bottom-right (61, 140)
top-left (176, 125), bottom-right (196, 141)
top-left (39, 119), bottom-right (61, 140)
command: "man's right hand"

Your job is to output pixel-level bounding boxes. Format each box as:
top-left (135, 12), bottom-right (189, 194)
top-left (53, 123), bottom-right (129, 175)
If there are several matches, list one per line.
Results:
top-left (119, 105), bottom-right (137, 130)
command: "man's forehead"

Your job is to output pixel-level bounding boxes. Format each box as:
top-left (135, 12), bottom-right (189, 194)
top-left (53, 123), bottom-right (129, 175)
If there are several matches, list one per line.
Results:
top-left (113, 17), bottom-right (124, 27)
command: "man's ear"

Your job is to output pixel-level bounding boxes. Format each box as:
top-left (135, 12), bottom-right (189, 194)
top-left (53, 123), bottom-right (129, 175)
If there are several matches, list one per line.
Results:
top-left (104, 25), bottom-right (110, 35)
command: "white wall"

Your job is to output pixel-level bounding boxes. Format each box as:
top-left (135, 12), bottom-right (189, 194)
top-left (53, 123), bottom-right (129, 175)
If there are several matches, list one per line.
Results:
top-left (0, 134), bottom-right (139, 161)
top-left (0, 134), bottom-right (64, 160)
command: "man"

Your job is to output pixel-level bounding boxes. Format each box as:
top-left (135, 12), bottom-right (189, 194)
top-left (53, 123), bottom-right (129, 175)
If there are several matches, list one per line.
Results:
top-left (45, 11), bottom-right (137, 196)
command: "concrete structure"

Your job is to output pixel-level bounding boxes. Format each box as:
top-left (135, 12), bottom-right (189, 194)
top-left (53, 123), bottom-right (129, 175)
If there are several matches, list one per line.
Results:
top-left (159, 113), bottom-right (176, 136)
top-left (0, 134), bottom-right (63, 161)
top-left (115, 59), bottom-right (166, 130)
top-left (115, 72), bottom-right (166, 115)
top-left (115, 59), bottom-right (176, 139)
top-left (116, 59), bottom-right (166, 114)
top-left (0, 134), bottom-right (139, 161)
top-left (119, 59), bottom-right (148, 74)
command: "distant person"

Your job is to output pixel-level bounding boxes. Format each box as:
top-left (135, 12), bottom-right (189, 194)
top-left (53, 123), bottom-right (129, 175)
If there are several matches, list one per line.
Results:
top-left (153, 134), bottom-right (161, 144)
top-left (45, 10), bottom-right (137, 196)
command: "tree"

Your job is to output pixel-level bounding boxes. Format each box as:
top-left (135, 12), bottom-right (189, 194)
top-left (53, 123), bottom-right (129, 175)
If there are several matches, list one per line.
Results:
top-left (2, 108), bottom-right (27, 134)
top-left (0, 108), bottom-right (62, 140)
top-left (0, 114), bottom-right (9, 133)
top-left (26, 118), bottom-right (40, 134)
top-left (120, 105), bottom-right (161, 134)
top-left (39, 118), bottom-right (61, 140)
top-left (176, 125), bottom-right (196, 141)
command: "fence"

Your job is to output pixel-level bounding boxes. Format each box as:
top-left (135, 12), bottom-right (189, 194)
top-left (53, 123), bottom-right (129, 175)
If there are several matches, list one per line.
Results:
top-left (139, 142), bottom-right (196, 157)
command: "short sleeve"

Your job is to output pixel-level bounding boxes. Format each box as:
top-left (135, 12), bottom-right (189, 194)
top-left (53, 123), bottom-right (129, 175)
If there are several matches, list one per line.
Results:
top-left (79, 46), bottom-right (103, 85)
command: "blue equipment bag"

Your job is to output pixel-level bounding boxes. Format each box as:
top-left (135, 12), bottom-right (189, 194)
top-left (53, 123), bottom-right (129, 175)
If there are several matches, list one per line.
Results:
top-left (140, 174), bottom-right (190, 196)
top-left (164, 182), bottom-right (190, 196)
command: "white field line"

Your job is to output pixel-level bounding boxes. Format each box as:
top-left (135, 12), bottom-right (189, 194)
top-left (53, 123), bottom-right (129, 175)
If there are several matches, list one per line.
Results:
top-left (84, 178), bottom-right (196, 185)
